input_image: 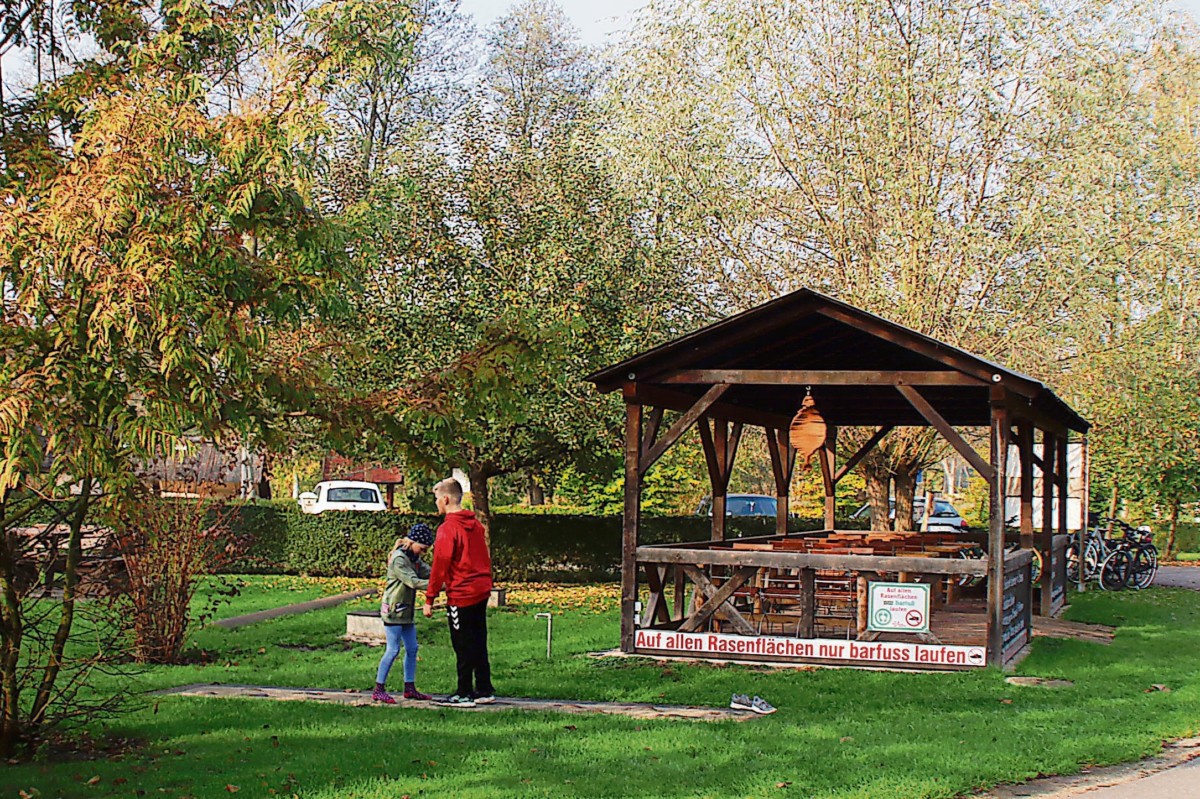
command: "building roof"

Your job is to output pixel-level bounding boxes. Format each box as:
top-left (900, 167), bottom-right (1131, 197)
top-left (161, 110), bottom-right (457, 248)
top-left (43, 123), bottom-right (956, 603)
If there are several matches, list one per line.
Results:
top-left (588, 289), bottom-right (1088, 433)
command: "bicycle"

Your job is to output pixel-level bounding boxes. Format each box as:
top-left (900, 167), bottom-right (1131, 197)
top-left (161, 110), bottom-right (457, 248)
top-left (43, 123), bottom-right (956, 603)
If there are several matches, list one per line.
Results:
top-left (1084, 518), bottom-right (1157, 591)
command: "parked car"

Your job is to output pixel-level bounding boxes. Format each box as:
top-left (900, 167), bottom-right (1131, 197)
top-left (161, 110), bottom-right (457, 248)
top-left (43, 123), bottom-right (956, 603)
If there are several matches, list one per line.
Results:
top-left (696, 494), bottom-right (779, 517)
top-left (298, 480), bottom-right (388, 514)
top-left (850, 498), bottom-right (968, 533)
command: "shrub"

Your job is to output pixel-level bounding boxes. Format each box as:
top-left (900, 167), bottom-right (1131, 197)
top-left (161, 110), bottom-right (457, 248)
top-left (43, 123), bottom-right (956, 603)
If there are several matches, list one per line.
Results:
top-left (108, 496), bottom-right (245, 664)
top-left (223, 506), bottom-right (860, 582)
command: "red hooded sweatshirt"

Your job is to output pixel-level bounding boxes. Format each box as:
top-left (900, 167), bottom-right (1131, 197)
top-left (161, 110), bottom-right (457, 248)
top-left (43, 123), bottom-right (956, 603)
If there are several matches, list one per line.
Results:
top-left (426, 510), bottom-right (493, 607)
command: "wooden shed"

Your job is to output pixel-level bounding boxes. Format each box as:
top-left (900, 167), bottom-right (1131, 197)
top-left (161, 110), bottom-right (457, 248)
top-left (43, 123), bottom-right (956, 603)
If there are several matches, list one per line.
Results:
top-left (588, 289), bottom-right (1089, 670)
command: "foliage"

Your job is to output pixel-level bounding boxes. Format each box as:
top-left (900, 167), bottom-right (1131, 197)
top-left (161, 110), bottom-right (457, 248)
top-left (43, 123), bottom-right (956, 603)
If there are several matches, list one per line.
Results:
top-left (0, 0), bottom-right (357, 754)
top-left (107, 497), bottom-right (245, 664)
top-left (606, 0), bottom-right (1200, 523)
top-left (220, 505), bottom-right (846, 581)
top-left (316, 0), bottom-right (690, 527)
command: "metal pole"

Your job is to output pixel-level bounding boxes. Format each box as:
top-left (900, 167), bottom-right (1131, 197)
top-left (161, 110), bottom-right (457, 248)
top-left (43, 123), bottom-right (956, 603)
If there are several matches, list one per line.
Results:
top-left (535, 612), bottom-right (553, 659)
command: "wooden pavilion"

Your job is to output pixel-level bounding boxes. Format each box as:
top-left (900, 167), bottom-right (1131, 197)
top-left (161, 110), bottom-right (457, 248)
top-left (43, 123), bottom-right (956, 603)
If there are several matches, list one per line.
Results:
top-left (588, 289), bottom-right (1090, 670)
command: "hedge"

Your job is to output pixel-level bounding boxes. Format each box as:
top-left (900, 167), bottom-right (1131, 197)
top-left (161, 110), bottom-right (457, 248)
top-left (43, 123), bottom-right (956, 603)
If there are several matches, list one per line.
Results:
top-left (222, 504), bottom-right (866, 582)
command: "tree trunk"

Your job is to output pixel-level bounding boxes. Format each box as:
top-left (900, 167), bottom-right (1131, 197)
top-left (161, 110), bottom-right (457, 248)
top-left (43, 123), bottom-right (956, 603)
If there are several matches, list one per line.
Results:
top-left (893, 467), bottom-right (917, 532)
top-left (30, 482), bottom-right (92, 729)
top-left (469, 466), bottom-right (492, 545)
top-left (0, 494), bottom-right (24, 757)
top-left (863, 461), bottom-right (891, 532)
top-left (1165, 499), bottom-right (1180, 561)
top-left (528, 476), bottom-right (545, 506)
top-left (1106, 481), bottom-right (1119, 536)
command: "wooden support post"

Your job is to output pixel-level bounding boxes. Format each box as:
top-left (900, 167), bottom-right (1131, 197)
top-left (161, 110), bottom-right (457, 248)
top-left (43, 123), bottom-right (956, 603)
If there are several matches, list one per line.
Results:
top-left (1078, 434), bottom-right (1089, 592)
top-left (1056, 435), bottom-right (1071, 592)
top-left (700, 417), bottom-right (743, 542)
top-left (673, 565), bottom-right (685, 620)
top-left (818, 425), bottom-right (837, 530)
top-left (1018, 420), bottom-right (1035, 551)
top-left (621, 390), bottom-right (642, 653)
top-left (1039, 429), bottom-right (1057, 615)
top-left (797, 568), bottom-right (815, 638)
top-left (765, 427), bottom-right (794, 536)
top-left (987, 387), bottom-right (1009, 667)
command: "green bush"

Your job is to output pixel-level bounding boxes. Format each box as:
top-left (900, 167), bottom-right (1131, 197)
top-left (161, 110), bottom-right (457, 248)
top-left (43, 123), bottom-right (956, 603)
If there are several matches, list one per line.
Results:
top-left (1167, 521), bottom-right (1200, 555)
top-left (223, 506), bottom-right (862, 582)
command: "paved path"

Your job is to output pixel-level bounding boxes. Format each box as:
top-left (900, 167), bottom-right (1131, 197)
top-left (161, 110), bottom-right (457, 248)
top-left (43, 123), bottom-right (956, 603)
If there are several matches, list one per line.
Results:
top-left (1154, 565), bottom-right (1200, 590)
top-left (154, 683), bottom-right (761, 722)
top-left (212, 589), bottom-right (377, 629)
top-left (982, 738), bottom-right (1200, 798)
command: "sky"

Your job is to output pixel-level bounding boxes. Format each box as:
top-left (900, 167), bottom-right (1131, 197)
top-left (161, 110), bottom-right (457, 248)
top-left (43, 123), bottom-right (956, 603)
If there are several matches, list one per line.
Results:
top-left (459, 0), bottom-right (1200, 45)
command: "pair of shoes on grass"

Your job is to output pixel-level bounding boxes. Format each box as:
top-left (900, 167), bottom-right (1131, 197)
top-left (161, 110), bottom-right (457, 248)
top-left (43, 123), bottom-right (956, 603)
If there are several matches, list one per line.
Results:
top-left (438, 693), bottom-right (497, 708)
top-left (730, 693), bottom-right (776, 715)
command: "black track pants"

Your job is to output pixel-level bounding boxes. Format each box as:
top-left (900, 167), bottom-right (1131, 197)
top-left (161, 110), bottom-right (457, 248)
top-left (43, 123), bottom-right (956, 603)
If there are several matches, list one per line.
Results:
top-left (447, 599), bottom-right (493, 697)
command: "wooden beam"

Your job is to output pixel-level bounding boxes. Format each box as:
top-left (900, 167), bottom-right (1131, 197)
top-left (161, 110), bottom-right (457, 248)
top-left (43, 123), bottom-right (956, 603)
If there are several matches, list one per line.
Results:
top-left (1018, 420), bottom-right (1035, 550)
top-left (621, 394), bottom-right (642, 653)
top-left (660, 369), bottom-right (986, 386)
top-left (834, 426), bottom-right (893, 482)
top-left (640, 407), bottom-right (664, 462)
top-left (1038, 429), bottom-right (1056, 615)
top-left (632, 383), bottom-right (791, 429)
top-left (765, 427), bottom-right (793, 536)
top-left (725, 422), bottom-right (744, 485)
top-left (679, 566), bottom-right (757, 635)
top-left (636, 546), bottom-right (989, 576)
top-left (818, 425), bottom-right (837, 529)
top-left (640, 384), bottom-right (729, 476)
top-left (987, 388), bottom-right (1009, 668)
top-left (814, 305), bottom-right (1027, 392)
top-left (896, 385), bottom-right (995, 480)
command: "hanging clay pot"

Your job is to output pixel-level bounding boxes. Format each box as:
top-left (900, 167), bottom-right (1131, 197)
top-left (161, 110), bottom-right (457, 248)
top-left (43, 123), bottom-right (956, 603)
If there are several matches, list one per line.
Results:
top-left (789, 395), bottom-right (827, 468)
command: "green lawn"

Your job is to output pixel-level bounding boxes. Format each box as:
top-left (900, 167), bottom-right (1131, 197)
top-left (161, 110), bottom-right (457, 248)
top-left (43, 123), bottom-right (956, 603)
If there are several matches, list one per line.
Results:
top-left (3, 580), bottom-right (1199, 799)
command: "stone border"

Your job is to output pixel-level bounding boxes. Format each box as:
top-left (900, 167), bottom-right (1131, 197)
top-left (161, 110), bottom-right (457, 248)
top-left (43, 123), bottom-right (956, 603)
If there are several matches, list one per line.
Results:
top-left (153, 682), bottom-right (762, 722)
top-left (212, 589), bottom-right (377, 629)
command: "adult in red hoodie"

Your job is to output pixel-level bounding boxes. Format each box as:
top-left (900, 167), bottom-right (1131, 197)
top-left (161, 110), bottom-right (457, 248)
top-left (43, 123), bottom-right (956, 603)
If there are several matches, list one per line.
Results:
top-left (423, 478), bottom-right (495, 706)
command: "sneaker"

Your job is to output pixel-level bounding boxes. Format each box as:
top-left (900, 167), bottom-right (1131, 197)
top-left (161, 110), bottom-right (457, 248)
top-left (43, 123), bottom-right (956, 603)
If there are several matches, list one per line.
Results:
top-left (730, 693), bottom-right (752, 711)
top-left (749, 696), bottom-right (776, 715)
top-left (372, 688), bottom-right (396, 705)
top-left (472, 694), bottom-right (496, 705)
top-left (438, 694), bottom-right (476, 708)
top-left (402, 688), bottom-right (432, 701)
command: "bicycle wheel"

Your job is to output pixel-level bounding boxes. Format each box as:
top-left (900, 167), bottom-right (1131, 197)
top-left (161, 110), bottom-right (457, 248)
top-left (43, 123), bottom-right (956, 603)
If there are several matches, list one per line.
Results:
top-left (1066, 544), bottom-right (1080, 583)
top-left (956, 545), bottom-right (986, 587)
top-left (1082, 540), bottom-right (1102, 581)
top-left (1128, 545), bottom-right (1158, 590)
top-left (1099, 549), bottom-right (1132, 591)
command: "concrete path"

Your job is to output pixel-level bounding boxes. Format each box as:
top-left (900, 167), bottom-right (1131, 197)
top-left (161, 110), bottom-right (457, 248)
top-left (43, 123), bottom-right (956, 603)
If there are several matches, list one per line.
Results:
top-left (154, 683), bottom-right (762, 722)
top-left (212, 589), bottom-right (377, 629)
top-left (1154, 565), bottom-right (1200, 591)
top-left (982, 738), bottom-right (1200, 798)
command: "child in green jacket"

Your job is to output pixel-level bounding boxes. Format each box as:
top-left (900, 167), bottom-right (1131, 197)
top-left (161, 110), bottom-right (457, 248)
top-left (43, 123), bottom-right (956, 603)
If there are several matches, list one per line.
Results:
top-left (374, 523), bottom-right (435, 703)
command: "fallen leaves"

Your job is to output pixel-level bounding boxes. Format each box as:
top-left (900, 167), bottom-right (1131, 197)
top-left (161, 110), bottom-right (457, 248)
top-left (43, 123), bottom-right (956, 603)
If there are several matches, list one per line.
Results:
top-left (503, 582), bottom-right (621, 613)
top-left (225, 785), bottom-right (240, 793)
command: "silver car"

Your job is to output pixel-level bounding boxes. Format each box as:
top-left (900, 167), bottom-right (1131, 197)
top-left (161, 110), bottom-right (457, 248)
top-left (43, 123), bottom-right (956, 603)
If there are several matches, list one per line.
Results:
top-left (850, 498), bottom-right (967, 533)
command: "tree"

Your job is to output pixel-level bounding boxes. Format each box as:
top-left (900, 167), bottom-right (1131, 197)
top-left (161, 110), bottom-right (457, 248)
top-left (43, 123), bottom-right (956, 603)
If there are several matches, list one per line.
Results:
top-left (0, 0), bottom-right (353, 754)
top-left (327, 0), bottom-right (687, 528)
top-left (607, 0), bottom-right (1200, 521)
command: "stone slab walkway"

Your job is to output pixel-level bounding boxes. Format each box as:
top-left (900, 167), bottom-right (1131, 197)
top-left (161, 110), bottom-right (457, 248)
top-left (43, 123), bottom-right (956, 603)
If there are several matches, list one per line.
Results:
top-left (153, 683), bottom-right (760, 722)
top-left (212, 589), bottom-right (377, 629)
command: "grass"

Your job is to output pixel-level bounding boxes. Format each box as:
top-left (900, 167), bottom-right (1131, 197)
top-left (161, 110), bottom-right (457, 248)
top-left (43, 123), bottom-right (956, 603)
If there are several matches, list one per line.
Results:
top-left (1174, 552), bottom-right (1199, 563)
top-left (3, 579), bottom-right (1200, 799)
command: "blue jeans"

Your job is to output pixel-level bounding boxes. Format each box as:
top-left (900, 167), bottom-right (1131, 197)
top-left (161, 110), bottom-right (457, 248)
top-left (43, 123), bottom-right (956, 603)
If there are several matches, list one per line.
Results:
top-left (376, 623), bottom-right (418, 685)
